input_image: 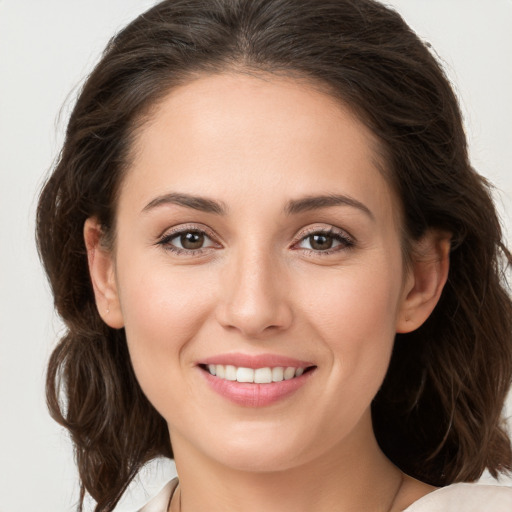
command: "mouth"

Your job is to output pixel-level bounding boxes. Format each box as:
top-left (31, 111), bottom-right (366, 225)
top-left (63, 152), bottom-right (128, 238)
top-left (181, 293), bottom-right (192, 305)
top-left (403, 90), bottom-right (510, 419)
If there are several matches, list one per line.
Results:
top-left (199, 363), bottom-right (315, 383)
top-left (197, 355), bottom-right (317, 407)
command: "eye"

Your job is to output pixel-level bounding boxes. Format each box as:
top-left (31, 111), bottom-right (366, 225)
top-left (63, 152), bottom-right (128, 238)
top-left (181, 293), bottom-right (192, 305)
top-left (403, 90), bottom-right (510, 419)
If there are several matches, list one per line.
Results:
top-left (173, 231), bottom-right (208, 250)
top-left (157, 228), bottom-right (219, 254)
top-left (295, 228), bottom-right (354, 253)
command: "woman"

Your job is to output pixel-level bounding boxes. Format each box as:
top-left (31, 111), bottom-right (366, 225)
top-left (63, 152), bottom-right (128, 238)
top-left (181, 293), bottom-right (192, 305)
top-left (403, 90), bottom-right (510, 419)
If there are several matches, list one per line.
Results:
top-left (36, 0), bottom-right (512, 511)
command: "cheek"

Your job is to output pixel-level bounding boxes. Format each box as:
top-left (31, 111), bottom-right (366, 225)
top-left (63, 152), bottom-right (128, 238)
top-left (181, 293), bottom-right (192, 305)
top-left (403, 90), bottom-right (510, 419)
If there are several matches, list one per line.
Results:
top-left (299, 257), bottom-right (403, 396)
top-left (302, 260), bottom-right (402, 341)
top-left (115, 257), bottom-right (214, 399)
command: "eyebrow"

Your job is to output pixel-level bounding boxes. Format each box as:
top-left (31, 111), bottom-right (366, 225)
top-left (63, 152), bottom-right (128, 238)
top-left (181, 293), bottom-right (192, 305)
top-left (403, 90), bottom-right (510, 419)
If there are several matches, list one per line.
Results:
top-left (284, 194), bottom-right (374, 220)
top-left (142, 191), bottom-right (373, 220)
top-left (142, 192), bottom-right (227, 215)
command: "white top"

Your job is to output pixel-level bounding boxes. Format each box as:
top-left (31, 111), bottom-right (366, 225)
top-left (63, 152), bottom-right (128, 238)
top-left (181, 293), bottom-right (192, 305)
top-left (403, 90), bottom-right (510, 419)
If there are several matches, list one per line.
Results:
top-left (404, 482), bottom-right (512, 511)
top-left (138, 478), bottom-right (512, 512)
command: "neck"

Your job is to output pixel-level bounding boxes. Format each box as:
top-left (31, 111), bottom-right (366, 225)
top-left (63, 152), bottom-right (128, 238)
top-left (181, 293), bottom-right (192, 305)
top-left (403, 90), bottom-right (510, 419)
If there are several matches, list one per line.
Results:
top-left (169, 413), bottom-right (404, 512)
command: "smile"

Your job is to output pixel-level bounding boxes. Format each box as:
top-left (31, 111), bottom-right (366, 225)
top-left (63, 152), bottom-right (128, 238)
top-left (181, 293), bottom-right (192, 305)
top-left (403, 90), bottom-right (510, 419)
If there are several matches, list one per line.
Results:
top-left (204, 364), bottom-right (307, 383)
top-left (199, 358), bottom-right (316, 407)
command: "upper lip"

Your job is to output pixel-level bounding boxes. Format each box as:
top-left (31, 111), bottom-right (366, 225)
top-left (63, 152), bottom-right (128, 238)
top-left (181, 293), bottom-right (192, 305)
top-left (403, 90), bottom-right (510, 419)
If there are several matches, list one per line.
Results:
top-left (198, 352), bottom-right (315, 369)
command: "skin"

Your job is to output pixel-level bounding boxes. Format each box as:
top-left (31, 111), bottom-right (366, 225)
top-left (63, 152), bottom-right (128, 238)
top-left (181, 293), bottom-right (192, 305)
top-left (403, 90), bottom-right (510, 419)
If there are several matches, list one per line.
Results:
top-left (85, 72), bottom-right (450, 512)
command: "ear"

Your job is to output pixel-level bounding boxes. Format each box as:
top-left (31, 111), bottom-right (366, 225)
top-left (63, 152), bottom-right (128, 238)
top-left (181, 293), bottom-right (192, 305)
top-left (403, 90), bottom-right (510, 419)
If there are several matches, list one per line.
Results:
top-left (396, 229), bottom-right (451, 333)
top-left (83, 217), bottom-right (124, 329)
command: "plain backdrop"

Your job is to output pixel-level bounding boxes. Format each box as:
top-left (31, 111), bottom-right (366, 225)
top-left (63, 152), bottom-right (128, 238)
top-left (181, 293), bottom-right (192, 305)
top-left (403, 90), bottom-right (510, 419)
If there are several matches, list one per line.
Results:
top-left (1, 1), bottom-right (511, 511)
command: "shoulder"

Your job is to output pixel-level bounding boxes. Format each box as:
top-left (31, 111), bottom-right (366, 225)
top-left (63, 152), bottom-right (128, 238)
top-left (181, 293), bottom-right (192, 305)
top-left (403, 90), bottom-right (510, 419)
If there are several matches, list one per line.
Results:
top-left (110, 457), bottom-right (177, 512)
top-left (404, 483), bottom-right (512, 512)
top-left (138, 477), bottom-right (178, 512)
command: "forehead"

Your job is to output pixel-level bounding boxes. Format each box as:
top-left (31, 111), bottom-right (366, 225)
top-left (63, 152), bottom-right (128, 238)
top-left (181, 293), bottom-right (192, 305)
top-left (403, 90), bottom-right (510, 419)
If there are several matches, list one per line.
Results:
top-left (133, 71), bottom-right (380, 162)
top-left (121, 72), bottom-right (396, 223)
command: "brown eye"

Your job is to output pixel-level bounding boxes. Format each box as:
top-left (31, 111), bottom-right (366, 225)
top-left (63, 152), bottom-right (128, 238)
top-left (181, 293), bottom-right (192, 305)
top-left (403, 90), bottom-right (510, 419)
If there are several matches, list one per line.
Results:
top-left (296, 229), bottom-right (354, 253)
top-left (158, 228), bottom-right (218, 253)
top-left (180, 231), bottom-right (205, 249)
top-left (308, 234), bottom-right (334, 251)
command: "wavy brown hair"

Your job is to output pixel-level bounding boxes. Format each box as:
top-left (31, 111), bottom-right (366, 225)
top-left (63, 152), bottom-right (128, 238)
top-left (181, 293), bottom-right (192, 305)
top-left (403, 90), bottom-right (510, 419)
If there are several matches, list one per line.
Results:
top-left (36, 0), bottom-right (512, 510)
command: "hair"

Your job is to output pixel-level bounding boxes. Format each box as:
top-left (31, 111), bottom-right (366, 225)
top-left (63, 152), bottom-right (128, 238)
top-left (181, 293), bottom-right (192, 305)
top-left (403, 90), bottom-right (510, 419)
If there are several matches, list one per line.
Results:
top-left (36, 0), bottom-right (512, 510)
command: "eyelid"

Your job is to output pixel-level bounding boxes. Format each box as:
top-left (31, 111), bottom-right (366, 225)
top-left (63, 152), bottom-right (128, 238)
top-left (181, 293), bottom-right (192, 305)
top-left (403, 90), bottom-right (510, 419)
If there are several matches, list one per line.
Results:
top-left (155, 222), bottom-right (355, 256)
top-left (291, 224), bottom-right (356, 253)
top-left (157, 222), bottom-right (217, 239)
top-left (293, 224), bottom-right (355, 243)
top-left (156, 223), bottom-right (222, 253)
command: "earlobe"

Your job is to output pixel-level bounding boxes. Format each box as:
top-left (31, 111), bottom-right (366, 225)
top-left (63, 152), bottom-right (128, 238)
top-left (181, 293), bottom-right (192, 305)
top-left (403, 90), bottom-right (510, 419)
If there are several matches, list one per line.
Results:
top-left (396, 230), bottom-right (451, 333)
top-left (83, 217), bottom-right (124, 329)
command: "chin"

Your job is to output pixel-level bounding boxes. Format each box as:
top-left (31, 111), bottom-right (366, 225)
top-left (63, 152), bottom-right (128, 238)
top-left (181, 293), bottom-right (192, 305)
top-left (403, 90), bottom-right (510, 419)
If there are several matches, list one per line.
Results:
top-left (198, 427), bottom-right (320, 474)
top-left (215, 447), bottom-right (305, 474)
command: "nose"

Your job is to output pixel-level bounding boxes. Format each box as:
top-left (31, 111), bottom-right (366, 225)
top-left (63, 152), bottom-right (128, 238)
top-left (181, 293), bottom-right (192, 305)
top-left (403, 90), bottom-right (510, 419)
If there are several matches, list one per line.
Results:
top-left (215, 249), bottom-right (293, 339)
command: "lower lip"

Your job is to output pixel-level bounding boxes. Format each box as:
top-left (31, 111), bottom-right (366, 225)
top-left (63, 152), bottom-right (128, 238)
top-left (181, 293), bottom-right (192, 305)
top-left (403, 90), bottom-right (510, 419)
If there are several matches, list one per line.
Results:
top-left (200, 368), bottom-right (315, 407)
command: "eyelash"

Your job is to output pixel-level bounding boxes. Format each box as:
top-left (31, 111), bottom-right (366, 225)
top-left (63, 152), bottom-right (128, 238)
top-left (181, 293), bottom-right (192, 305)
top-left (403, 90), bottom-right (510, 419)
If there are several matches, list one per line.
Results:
top-left (156, 225), bottom-right (355, 256)
top-left (292, 227), bottom-right (355, 256)
top-left (156, 224), bottom-right (219, 256)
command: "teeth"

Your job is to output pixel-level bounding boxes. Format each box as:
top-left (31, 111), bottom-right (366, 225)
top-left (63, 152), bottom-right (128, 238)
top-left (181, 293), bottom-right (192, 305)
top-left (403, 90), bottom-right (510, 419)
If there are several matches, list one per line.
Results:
top-left (216, 365), bottom-right (225, 379)
top-left (236, 367), bottom-right (254, 383)
top-left (271, 367), bottom-right (284, 382)
top-left (206, 364), bottom-right (307, 383)
top-left (254, 367), bottom-right (272, 384)
top-left (284, 367), bottom-right (296, 380)
top-left (225, 365), bottom-right (237, 381)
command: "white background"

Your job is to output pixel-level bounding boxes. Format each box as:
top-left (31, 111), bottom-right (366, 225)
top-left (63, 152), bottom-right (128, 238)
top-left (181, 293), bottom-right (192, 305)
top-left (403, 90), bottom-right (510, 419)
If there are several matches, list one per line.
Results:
top-left (1, 1), bottom-right (511, 510)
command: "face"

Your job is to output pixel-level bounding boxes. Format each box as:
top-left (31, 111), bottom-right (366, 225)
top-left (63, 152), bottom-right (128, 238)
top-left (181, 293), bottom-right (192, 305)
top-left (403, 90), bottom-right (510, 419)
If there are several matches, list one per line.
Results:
top-left (90, 73), bottom-right (430, 473)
